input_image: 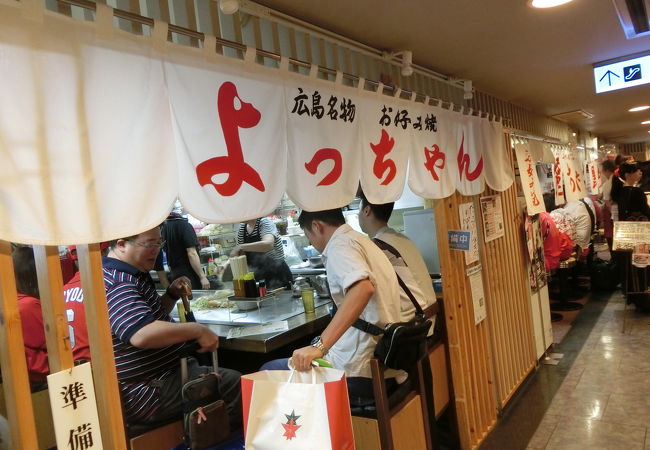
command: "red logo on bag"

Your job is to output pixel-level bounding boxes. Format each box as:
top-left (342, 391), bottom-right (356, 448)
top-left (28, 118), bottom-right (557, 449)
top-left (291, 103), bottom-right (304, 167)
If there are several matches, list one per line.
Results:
top-left (281, 410), bottom-right (301, 440)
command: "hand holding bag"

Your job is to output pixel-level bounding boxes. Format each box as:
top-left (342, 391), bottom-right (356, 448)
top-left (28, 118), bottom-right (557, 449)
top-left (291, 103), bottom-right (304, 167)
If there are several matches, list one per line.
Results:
top-left (242, 367), bottom-right (354, 450)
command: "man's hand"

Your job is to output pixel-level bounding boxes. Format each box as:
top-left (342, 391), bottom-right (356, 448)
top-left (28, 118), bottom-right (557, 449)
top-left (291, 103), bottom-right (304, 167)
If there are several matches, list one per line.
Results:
top-left (291, 345), bottom-right (323, 371)
top-left (229, 245), bottom-right (242, 257)
top-left (168, 276), bottom-right (192, 299)
top-left (196, 325), bottom-right (219, 353)
top-left (200, 275), bottom-right (210, 290)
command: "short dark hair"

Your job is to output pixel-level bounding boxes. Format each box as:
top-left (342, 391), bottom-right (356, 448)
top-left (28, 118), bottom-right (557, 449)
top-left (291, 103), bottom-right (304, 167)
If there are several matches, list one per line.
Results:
top-left (298, 209), bottom-right (345, 231)
top-left (358, 190), bottom-right (394, 223)
top-left (615, 154), bottom-right (632, 167)
top-left (619, 161), bottom-right (640, 178)
top-left (13, 246), bottom-right (39, 299)
top-left (601, 159), bottom-right (615, 173)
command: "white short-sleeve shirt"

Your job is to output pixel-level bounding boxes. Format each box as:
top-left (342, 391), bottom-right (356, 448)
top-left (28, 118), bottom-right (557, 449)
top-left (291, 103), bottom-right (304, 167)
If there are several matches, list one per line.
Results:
top-left (323, 224), bottom-right (400, 378)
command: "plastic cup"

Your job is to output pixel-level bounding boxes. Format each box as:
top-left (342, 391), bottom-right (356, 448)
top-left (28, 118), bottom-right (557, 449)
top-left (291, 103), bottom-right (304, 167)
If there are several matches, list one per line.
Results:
top-left (301, 289), bottom-right (315, 314)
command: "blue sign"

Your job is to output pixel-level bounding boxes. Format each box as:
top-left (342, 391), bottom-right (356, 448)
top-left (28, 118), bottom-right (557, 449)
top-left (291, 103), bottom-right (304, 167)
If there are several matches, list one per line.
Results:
top-left (594, 54), bottom-right (650, 93)
top-left (448, 230), bottom-right (471, 251)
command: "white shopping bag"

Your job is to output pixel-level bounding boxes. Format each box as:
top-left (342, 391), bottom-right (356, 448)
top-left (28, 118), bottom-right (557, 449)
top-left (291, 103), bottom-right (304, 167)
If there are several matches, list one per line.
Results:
top-left (242, 367), bottom-right (354, 450)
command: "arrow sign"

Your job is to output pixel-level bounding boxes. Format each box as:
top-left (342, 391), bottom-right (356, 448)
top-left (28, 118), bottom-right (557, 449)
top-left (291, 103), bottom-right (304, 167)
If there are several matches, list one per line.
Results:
top-left (598, 70), bottom-right (619, 86)
top-left (594, 54), bottom-right (650, 93)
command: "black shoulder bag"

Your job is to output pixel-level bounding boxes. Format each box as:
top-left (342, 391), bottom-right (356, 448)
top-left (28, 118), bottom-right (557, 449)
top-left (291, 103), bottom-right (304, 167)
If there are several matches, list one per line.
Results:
top-left (351, 238), bottom-right (432, 370)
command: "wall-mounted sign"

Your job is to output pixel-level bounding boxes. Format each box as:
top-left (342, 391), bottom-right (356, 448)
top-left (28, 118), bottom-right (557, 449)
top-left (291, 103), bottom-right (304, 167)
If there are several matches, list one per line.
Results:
top-left (594, 54), bottom-right (650, 93)
top-left (448, 230), bottom-right (471, 251)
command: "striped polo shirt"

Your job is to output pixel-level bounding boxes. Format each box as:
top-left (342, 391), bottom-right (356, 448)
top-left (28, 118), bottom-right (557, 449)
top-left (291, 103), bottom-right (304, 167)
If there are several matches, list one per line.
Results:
top-left (102, 257), bottom-right (186, 422)
top-left (236, 217), bottom-right (285, 260)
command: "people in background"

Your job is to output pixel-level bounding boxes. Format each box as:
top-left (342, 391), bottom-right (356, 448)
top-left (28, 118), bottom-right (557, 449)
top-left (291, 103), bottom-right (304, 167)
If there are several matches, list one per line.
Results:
top-left (357, 190), bottom-right (436, 328)
top-left (230, 217), bottom-right (293, 289)
top-left (160, 206), bottom-right (209, 290)
top-left (103, 227), bottom-right (241, 427)
top-left (62, 243), bottom-right (111, 365)
top-left (12, 246), bottom-right (48, 390)
top-left (601, 159), bottom-right (616, 248)
top-left (261, 209), bottom-right (401, 406)
top-left (614, 161), bottom-right (650, 221)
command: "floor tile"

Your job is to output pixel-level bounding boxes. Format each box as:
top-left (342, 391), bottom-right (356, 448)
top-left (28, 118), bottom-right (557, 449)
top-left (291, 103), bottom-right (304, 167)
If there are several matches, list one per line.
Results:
top-left (545, 416), bottom-right (645, 450)
top-left (602, 393), bottom-right (650, 427)
top-left (526, 414), bottom-right (560, 449)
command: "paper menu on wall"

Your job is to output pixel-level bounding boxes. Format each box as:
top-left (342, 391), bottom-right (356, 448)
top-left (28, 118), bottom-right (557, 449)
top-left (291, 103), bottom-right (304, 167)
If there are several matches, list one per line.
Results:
top-left (467, 265), bottom-right (487, 325)
top-left (459, 202), bottom-right (480, 265)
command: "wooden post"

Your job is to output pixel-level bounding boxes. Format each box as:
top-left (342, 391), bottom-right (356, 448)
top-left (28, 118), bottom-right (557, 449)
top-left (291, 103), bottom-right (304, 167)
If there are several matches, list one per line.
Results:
top-left (77, 243), bottom-right (127, 449)
top-left (33, 245), bottom-right (74, 372)
top-left (0, 241), bottom-right (39, 449)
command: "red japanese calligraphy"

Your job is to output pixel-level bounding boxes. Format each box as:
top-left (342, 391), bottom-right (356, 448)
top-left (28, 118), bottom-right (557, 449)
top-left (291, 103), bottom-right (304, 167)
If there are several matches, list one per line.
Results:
top-left (457, 133), bottom-right (483, 182)
top-left (571, 171), bottom-right (583, 192)
top-left (423, 144), bottom-right (446, 181)
top-left (305, 148), bottom-right (342, 186)
top-left (531, 192), bottom-right (541, 206)
top-left (196, 82), bottom-right (265, 196)
top-left (370, 129), bottom-right (397, 186)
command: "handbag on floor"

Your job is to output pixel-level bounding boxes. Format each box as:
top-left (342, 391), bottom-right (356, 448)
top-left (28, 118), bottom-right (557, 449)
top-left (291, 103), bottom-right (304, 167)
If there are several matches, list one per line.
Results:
top-left (181, 353), bottom-right (230, 450)
top-left (241, 367), bottom-right (354, 450)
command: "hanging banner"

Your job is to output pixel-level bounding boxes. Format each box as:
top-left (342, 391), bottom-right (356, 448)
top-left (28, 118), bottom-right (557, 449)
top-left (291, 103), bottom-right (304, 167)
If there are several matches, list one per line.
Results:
top-left (165, 50), bottom-right (287, 223)
top-left (588, 162), bottom-right (600, 195)
top-left (514, 141), bottom-right (545, 215)
top-left (284, 73), bottom-right (360, 211)
top-left (455, 113), bottom-right (485, 196)
top-left (408, 105), bottom-right (458, 199)
top-left (482, 119), bottom-right (514, 191)
top-left (358, 88), bottom-right (412, 204)
top-left (562, 149), bottom-right (586, 203)
top-left (0, 1), bottom-right (516, 245)
top-left (552, 147), bottom-right (566, 207)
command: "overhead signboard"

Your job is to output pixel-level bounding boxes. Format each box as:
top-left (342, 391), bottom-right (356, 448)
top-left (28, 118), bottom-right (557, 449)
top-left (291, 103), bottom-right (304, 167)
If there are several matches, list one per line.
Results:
top-left (594, 54), bottom-right (650, 93)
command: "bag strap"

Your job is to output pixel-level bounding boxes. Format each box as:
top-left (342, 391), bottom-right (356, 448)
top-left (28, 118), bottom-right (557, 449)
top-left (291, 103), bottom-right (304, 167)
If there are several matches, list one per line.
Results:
top-left (350, 238), bottom-right (425, 336)
top-left (372, 238), bottom-right (424, 315)
top-left (579, 199), bottom-right (596, 235)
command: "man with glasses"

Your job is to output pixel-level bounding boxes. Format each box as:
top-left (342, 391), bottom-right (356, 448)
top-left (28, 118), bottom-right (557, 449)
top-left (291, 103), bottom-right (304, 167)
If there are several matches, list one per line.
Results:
top-left (103, 226), bottom-right (242, 429)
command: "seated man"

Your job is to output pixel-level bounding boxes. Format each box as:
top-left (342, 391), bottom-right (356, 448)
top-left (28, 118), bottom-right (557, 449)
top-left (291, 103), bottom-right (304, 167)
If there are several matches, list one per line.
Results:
top-left (102, 226), bottom-right (241, 428)
top-left (357, 191), bottom-right (436, 329)
top-left (263, 209), bottom-right (401, 405)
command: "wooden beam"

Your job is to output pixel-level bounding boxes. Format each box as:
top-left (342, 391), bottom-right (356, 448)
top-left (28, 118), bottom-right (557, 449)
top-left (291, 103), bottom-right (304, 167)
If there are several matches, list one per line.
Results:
top-left (33, 245), bottom-right (74, 372)
top-left (77, 243), bottom-right (127, 449)
top-left (0, 241), bottom-right (39, 449)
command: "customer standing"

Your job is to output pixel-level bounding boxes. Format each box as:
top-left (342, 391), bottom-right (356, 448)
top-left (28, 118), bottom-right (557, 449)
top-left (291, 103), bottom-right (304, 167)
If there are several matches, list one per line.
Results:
top-left (230, 217), bottom-right (293, 289)
top-left (615, 161), bottom-right (650, 221)
top-left (103, 227), bottom-right (241, 428)
top-left (161, 206), bottom-right (209, 290)
top-left (357, 191), bottom-right (436, 326)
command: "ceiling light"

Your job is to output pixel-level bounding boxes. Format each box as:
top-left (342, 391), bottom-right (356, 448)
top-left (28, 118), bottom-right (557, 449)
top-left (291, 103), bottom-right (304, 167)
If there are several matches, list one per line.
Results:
top-left (529, 0), bottom-right (574, 8)
top-left (629, 105), bottom-right (650, 112)
top-left (219, 0), bottom-right (239, 14)
top-left (642, 120), bottom-right (650, 124)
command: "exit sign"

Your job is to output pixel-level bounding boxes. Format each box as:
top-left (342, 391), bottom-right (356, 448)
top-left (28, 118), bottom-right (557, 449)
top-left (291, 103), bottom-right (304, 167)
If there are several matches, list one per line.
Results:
top-left (594, 54), bottom-right (650, 93)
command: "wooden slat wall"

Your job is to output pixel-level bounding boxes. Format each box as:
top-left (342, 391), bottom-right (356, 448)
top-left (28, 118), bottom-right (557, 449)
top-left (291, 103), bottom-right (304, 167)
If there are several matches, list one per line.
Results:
top-left (433, 197), bottom-right (497, 450)
top-left (478, 134), bottom-right (536, 408)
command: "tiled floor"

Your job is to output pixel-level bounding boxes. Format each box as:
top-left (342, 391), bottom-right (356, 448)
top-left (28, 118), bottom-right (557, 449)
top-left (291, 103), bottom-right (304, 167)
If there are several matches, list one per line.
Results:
top-left (527, 292), bottom-right (650, 450)
top-left (480, 289), bottom-right (650, 450)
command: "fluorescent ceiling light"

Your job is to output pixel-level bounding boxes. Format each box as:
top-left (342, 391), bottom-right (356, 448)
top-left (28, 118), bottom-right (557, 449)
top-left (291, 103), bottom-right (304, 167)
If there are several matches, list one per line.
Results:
top-left (530, 0), bottom-right (574, 8)
top-left (629, 105), bottom-right (650, 112)
top-left (641, 120), bottom-right (650, 124)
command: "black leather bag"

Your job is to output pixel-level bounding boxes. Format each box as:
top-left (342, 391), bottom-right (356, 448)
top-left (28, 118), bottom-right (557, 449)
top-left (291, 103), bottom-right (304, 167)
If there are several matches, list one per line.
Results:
top-left (181, 353), bottom-right (230, 450)
top-left (351, 239), bottom-right (432, 370)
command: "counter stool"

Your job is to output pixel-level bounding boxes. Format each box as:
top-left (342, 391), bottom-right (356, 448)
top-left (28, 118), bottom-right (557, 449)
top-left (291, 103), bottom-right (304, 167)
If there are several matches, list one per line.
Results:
top-left (351, 357), bottom-right (432, 450)
top-left (550, 257), bottom-right (584, 312)
top-left (128, 419), bottom-right (184, 450)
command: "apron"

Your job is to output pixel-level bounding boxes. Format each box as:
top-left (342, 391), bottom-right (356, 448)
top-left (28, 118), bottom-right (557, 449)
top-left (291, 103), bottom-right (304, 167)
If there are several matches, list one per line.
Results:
top-left (242, 222), bottom-right (293, 290)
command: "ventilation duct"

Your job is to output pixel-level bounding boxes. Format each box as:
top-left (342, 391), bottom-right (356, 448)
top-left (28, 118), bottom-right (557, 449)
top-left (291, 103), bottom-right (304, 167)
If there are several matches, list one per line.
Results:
top-left (613, 0), bottom-right (650, 39)
top-left (550, 110), bottom-right (595, 123)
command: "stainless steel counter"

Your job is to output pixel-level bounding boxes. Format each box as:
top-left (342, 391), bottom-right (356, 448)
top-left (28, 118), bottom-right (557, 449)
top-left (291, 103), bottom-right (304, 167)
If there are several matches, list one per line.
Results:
top-left (172, 289), bottom-right (332, 353)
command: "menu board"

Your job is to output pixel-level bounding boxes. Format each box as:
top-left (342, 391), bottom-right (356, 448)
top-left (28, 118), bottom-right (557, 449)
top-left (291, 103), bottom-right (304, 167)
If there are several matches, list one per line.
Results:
top-left (612, 221), bottom-right (650, 251)
top-left (459, 202), bottom-right (480, 265)
top-left (480, 195), bottom-right (505, 243)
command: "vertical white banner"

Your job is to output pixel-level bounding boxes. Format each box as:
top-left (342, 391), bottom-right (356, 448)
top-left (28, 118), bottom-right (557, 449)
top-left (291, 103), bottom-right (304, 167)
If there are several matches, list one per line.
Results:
top-left (514, 142), bottom-right (546, 215)
top-left (552, 147), bottom-right (566, 207)
top-left (48, 363), bottom-right (103, 450)
top-left (562, 149), bottom-right (586, 203)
